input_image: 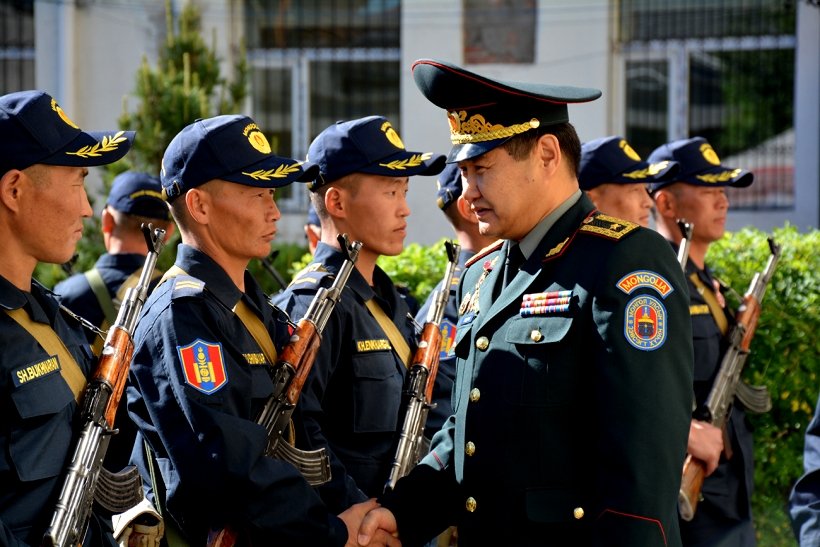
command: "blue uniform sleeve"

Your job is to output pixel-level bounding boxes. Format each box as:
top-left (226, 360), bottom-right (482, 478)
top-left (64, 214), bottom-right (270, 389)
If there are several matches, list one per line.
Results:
top-left (127, 294), bottom-right (347, 546)
top-left (790, 394), bottom-right (820, 547)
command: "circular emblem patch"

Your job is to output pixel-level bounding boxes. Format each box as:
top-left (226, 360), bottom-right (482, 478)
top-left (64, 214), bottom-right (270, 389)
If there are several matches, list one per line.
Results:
top-left (381, 121), bottom-right (405, 150)
top-left (248, 129), bottom-right (272, 154)
top-left (620, 139), bottom-right (641, 161)
top-left (700, 143), bottom-right (721, 166)
top-left (624, 295), bottom-right (667, 351)
top-left (51, 99), bottom-right (79, 129)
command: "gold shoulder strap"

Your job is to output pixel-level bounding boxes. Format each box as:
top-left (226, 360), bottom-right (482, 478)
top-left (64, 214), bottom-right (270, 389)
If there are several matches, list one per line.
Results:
top-left (364, 299), bottom-right (411, 368)
top-left (4, 307), bottom-right (87, 403)
top-left (689, 273), bottom-right (729, 335)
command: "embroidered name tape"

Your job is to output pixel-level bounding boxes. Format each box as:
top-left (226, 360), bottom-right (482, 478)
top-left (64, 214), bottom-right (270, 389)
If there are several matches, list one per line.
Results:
top-left (616, 270), bottom-right (674, 298)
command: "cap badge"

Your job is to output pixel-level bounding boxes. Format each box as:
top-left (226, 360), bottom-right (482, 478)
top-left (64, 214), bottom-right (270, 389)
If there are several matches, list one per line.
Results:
top-left (379, 152), bottom-right (433, 171)
top-left (447, 110), bottom-right (540, 145)
top-left (700, 143), bottom-right (721, 166)
top-left (243, 123), bottom-right (272, 154)
top-left (66, 131), bottom-right (128, 159)
top-left (50, 98), bottom-right (79, 129)
top-left (619, 139), bottom-right (641, 161)
top-left (381, 121), bottom-right (406, 150)
top-left (242, 162), bottom-right (303, 181)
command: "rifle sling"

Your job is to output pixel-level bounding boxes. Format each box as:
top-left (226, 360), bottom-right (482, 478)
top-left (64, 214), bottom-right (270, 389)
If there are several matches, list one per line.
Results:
top-left (364, 298), bottom-right (411, 368)
top-left (85, 267), bottom-right (118, 325)
top-left (4, 307), bottom-right (86, 403)
top-left (689, 273), bottom-right (729, 336)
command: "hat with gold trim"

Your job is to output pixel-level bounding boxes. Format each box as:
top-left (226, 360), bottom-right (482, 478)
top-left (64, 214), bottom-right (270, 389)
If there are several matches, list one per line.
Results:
top-left (106, 171), bottom-right (170, 220)
top-left (161, 114), bottom-right (319, 202)
top-left (579, 136), bottom-right (679, 190)
top-left (646, 136), bottom-right (753, 193)
top-left (435, 162), bottom-right (463, 211)
top-left (307, 115), bottom-right (446, 191)
top-left (412, 59), bottom-right (602, 163)
top-left (0, 90), bottom-right (134, 174)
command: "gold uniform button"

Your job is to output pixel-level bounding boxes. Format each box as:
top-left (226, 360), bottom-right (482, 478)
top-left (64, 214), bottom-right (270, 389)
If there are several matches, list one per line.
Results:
top-left (469, 388), bottom-right (481, 402)
top-left (573, 507), bottom-right (585, 520)
top-left (465, 441), bottom-right (475, 456)
top-left (530, 330), bottom-right (543, 342)
top-left (476, 336), bottom-right (489, 351)
top-left (465, 497), bottom-right (477, 512)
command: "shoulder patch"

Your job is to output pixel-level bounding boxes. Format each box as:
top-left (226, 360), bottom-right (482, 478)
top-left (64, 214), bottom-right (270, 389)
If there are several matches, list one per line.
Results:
top-left (288, 263), bottom-right (330, 289)
top-left (178, 339), bottom-right (228, 394)
top-left (465, 239), bottom-right (503, 268)
top-left (578, 212), bottom-right (639, 240)
top-left (170, 275), bottom-right (206, 299)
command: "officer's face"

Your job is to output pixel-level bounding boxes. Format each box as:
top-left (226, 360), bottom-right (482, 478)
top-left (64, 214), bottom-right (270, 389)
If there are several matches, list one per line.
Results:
top-left (17, 164), bottom-right (92, 265)
top-left (336, 174), bottom-right (410, 260)
top-left (586, 183), bottom-right (653, 227)
top-left (201, 181), bottom-right (281, 262)
top-left (458, 146), bottom-right (542, 241)
top-left (664, 184), bottom-right (729, 244)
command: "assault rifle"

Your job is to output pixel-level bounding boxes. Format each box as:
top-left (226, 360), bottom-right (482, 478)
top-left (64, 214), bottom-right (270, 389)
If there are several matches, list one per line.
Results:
top-left (678, 237), bottom-right (780, 521)
top-left (207, 234), bottom-right (362, 547)
top-left (385, 240), bottom-right (461, 491)
top-left (43, 225), bottom-right (166, 547)
top-left (677, 219), bottom-right (693, 269)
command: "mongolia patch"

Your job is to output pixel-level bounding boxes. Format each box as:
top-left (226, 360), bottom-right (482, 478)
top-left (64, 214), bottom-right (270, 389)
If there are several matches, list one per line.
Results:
top-left (616, 270), bottom-right (674, 298)
top-left (439, 319), bottom-right (457, 359)
top-left (624, 295), bottom-right (667, 351)
top-left (178, 339), bottom-right (228, 395)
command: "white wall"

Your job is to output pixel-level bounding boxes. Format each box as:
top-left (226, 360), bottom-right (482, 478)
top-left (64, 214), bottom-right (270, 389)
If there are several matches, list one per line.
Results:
top-left (401, 0), bottom-right (612, 245)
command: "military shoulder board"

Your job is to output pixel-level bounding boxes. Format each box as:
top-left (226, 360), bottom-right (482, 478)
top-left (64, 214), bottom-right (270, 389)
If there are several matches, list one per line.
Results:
top-left (578, 212), bottom-right (639, 241)
top-left (465, 239), bottom-right (503, 268)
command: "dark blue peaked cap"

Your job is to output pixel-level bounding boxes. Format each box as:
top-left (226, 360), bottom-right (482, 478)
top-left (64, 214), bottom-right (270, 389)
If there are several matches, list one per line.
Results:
top-left (412, 59), bottom-right (601, 163)
top-left (161, 115), bottom-right (319, 202)
top-left (106, 171), bottom-right (170, 220)
top-left (307, 115), bottom-right (446, 191)
top-left (0, 90), bottom-right (134, 174)
top-left (646, 136), bottom-right (753, 193)
top-left (435, 162), bottom-right (463, 211)
top-left (579, 136), bottom-right (679, 190)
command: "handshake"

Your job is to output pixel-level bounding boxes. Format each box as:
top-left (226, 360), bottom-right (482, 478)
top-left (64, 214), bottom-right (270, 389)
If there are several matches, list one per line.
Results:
top-left (339, 500), bottom-right (401, 547)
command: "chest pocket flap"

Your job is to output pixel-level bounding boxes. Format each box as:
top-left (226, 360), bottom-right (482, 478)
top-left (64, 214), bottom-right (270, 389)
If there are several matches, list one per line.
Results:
top-left (505, 315), bottom-right (573, 345)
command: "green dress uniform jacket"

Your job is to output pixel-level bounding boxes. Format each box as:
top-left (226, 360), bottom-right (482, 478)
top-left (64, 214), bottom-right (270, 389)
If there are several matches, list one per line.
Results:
top-left (381, 194), bottom-right (694, 547)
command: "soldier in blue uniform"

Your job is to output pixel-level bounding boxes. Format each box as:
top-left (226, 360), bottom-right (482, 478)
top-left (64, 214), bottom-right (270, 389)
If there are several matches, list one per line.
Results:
top-left (579, 135), bottom-right (679, 227)
top-left (415, 162), bottom-right (497, 436)
top-left (0, 90), bottom-right (134, 546)
top-left (790, 393), bottom-right (820, 546)
top-left (358, 59), bottom-right (694, 547)
top-left (273, 116), bottom-right (445, 512)
top-left (125, 115), bottom-right (395, 546)
top-left (648, 137), bottom-right (756, 547)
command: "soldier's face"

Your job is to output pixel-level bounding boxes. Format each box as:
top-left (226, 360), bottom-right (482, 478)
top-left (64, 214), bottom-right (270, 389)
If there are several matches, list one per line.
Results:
top-left (337, 174), bottom-right (410, 260)
top-left (665, 184), bottom-right (729, 244)
top-left (458, 146), bottom-right (543, 241)
top-left (18, 164), bottom-right (92, 265)
top-left (586, 183), bottom-right (653, 227)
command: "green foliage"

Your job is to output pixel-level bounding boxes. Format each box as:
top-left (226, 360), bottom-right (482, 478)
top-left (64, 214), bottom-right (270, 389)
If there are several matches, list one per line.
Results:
top-left (378, 239), bottom-right (454, 304)
top-left (707, 224), bottom-right (819, 544)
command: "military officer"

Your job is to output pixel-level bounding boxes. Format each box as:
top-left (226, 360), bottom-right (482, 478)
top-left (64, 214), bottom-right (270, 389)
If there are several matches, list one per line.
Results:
top-left (415, 162), bottom-right (497, 436)
top-left (579, 135), bottom-right (679, 227)
top-left (125, 115), bottom-right (396, 546)
top-left (648, 137), bottom-right (756, 547)
top-left (358, 59), bottom-right (694, 547)
top-left (273, 115), bottom-right (445, 512)
top-left (0, 90), bottom-right (134, 546)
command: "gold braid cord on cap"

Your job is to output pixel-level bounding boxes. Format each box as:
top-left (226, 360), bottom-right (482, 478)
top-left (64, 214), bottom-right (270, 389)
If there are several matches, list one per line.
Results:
top-left (448, 110), bottom-right (540, 145)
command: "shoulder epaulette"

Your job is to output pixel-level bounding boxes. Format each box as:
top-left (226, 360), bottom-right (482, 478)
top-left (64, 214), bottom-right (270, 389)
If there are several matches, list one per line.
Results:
top-left (169, 275), bottom-right (206, 299)
top-left (288, 263), bottom-right (331, 289)
top-left (465, 239), bottom-right (504, 268)
top-left (578, 212), bottom-right (639, 241)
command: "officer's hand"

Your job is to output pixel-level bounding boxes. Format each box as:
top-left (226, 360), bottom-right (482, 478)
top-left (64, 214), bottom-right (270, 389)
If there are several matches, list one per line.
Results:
top-left (340, 499), bottom-right (400, 547)
top-left (688, 419), bottom-right (724, 476)
top-left (357, 506), bottom-right (399, 547)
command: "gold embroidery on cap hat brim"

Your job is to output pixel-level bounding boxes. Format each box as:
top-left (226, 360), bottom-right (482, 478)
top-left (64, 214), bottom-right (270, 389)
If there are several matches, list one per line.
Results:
top-left (66, 131), bottom-right (128, 158)
top-left (242, 162), bottom-right (302, 180)
top-left (378, 153), bottom-right (433, 170)
top-left (696, 169), bottom-right (743, 184)
top-left (448, 111), bottom-right (540, 145)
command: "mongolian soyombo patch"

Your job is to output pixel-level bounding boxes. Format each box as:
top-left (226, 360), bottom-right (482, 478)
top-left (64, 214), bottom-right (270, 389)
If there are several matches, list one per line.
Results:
top-left (178, 339), bottom-right (228, 394)
top-left (624, 295), bottom-right (667, 351)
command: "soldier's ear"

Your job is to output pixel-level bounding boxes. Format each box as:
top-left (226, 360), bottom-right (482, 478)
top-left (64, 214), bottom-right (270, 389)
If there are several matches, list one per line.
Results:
top-left (537, 133), bottom-right (562, 177)
top-left (0, 169), bottom-right (25, 213)
top-left (324, 186), bottom-right (346, 219)
top-left (652, 190), bottom-right (677, 219)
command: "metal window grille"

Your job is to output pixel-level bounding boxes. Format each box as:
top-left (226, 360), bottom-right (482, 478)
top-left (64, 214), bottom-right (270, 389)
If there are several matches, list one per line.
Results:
top-left (0, 0), bottom-right (35, 94)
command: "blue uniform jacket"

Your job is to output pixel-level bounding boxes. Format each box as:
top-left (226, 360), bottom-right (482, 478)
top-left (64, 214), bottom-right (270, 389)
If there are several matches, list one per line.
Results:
top-left (790, 394), bottom-right (820, 546)
top-left (681, 262), bottom-right (754, 531)
top-left (381, 194), bottom-right (694, 547)
top-left (126, 245), bottom-right (347, 546)
top-left (273, 242), bottom-right (416, 511)
top-left (0, 276), bottom-right (115, 547)
top-left (414, 249), bottom-right (475, 436)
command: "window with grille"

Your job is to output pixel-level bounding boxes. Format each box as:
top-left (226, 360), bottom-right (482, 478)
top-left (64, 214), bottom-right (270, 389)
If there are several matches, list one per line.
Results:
top-left (0, 0), bottom-right (35, 94)
top-left (619, 0), bottom-right (796, 210)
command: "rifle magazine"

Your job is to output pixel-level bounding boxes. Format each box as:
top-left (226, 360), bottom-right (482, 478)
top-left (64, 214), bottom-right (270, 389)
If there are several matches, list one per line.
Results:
top-left (270, 438), bottom-right (332, 486)
top-left (94, 465), bottom-right (144, 513)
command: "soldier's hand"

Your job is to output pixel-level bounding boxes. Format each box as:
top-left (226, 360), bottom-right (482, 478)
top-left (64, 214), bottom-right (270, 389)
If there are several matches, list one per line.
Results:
top-left (340, 499), bottom-right (400, 547)
top-left (688, 419), bottom-right (724, 475)
top-left (357, 506), bottom-right (399, 546)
